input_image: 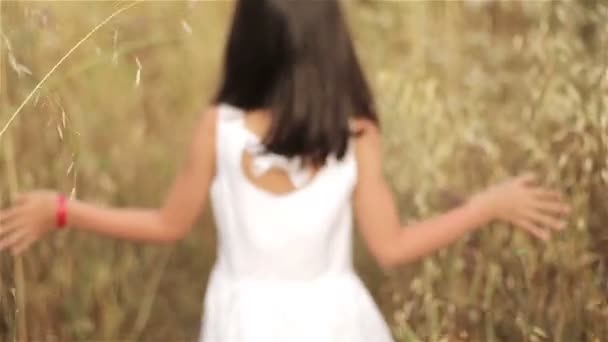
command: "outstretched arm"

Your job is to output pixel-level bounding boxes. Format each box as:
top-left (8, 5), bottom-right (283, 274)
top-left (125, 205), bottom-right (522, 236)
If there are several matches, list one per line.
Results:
top-left (352, 120), bottom-right (570, 270)
top-left (0, 108), bottom-right (218, 253)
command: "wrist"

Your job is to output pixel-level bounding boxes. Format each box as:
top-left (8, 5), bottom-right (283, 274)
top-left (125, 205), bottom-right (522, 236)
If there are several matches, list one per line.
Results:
top-left (56, 194), bottom-right (68, 229)
top-left (466, 192), bottom-right (496, 225)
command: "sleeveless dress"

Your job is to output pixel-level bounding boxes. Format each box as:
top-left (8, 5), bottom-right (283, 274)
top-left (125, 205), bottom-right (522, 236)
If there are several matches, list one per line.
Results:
top-left (200, 104), bottom-right (394, 342)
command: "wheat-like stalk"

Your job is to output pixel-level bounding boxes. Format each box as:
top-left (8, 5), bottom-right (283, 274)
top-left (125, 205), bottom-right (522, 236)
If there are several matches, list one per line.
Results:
top-left (1, 2), bottom-right (141, 341)
top-left (0, 0), bottom-right (142, 141)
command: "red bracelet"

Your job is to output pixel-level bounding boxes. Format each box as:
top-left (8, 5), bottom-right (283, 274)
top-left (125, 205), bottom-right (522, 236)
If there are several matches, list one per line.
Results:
top-left (56, 194), bottom-right (67, 229)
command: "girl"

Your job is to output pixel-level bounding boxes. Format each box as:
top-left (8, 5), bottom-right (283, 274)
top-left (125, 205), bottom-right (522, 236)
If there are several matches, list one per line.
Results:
top-left (0, 1), bottom-right (570, 341)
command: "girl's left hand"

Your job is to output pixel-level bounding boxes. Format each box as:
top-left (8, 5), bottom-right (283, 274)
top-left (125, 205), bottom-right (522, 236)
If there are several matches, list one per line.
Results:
top-left (0, 191), bottom-right (58, 255)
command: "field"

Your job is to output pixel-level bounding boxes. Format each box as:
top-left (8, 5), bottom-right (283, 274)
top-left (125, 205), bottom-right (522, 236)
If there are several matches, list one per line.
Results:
top-left (1, 1), bottom-right (607, 341)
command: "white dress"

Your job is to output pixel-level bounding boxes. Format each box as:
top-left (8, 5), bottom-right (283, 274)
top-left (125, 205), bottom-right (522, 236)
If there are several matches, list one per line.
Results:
top-left (200, 104), bottom-right (394, 342)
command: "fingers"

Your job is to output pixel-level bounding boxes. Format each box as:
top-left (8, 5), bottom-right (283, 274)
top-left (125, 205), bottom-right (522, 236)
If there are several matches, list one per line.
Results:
top-left (11, 234), bottom-right (36, 256)
top-left (0, 219), bottom-right (25, 237)
top-left (528, 187), bottom-right (570, 231)
top-left (517, 173), bottom-right (538, 186)
top-left (523, 210), bottom-right (566, 231)
top-left (513, 219), bottom-right (550, 241)
top-left (0, 194), bottom-right (30, 222)
top-left (532, 189), bottom-right (564, 202)
top-left (515, 173), bottom-right (567, 203)
top-left (0, 228), bottom-right (29, 251)
top-left (532, 200), bottom-right (571, 216)
top-left (0, 207), bottom-right (22, 225)
top-left (504, 174), bottom-right (571, 241)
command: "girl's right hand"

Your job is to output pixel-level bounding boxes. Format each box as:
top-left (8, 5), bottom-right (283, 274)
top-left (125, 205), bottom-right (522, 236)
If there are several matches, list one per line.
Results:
top-left (0, 191), bottom-right (59, 255)
top-left (471, 173), bottom-right (571, 240)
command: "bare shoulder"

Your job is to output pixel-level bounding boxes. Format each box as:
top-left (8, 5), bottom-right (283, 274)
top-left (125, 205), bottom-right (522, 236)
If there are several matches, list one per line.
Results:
top-left (197, 106), bottom-right (220, 138)
top-left (186, 106), bottom-right (220, 165)
top-left (350, 118), bottom-right (383, 178)
top-left (350, 117), bottom-right (378, 136)
top-left (350, 118), bottom-right (382, 156)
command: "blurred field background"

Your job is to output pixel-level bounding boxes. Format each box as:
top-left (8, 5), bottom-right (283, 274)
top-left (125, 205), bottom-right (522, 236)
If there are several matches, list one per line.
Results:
top-left (1, 0), bottom-right (607, 341)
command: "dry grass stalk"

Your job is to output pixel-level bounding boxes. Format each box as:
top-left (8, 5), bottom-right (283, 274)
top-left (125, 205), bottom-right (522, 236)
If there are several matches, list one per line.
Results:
top-left (0, 0), bottom-right (142, 140)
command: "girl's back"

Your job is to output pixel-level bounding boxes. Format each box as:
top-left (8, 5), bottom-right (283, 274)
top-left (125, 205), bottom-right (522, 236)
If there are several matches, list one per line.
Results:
top-left (202, 104), bottom-right (393, 341)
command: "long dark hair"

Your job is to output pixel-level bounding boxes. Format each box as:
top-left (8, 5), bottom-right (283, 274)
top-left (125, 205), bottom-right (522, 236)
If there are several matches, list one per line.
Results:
top-left (214, 0), bottom-right (377, 165)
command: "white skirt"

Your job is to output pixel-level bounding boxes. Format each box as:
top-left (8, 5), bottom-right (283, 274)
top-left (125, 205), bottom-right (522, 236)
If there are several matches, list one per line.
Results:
top-left (199, 268), bottom-right (394, 342)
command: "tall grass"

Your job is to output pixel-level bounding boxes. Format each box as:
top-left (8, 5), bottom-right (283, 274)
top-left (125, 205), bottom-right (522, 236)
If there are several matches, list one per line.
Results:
top-left (1, 1), bottom-right (607, 341)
